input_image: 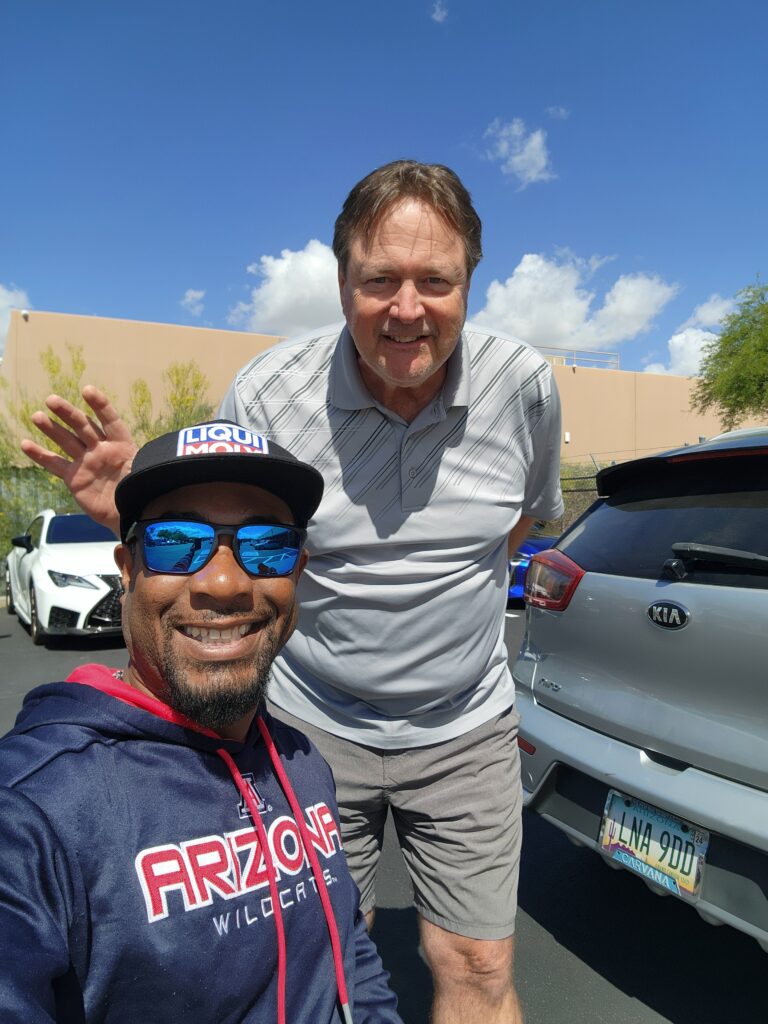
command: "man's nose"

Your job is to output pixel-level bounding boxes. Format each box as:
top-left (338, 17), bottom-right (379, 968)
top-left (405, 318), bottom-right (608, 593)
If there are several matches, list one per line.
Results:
top-left (389, 280), bottom-right (425, 323)
top-left (188, 537), bottom-right (252, 600)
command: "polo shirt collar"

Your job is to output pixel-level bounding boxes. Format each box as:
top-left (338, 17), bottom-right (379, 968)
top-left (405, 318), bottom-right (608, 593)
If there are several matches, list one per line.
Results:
top-left (329, 326), bottom-right (374, 410)
top-left (329, 324), bottom-right (471, 411)
top-left (443, 329), bottom-right (471, 408)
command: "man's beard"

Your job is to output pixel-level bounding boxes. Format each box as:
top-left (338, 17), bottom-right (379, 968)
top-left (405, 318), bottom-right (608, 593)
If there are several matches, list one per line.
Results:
top-left (160, 618), bottom-right (286, 733)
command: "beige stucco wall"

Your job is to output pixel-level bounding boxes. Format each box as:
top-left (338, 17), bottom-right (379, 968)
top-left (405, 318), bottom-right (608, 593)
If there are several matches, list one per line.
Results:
top-left (1, 310), bottom-right (279, 442)
top-left (552, 363), bottom-right (763, 468)
top-left (2, 309), bottom-right (760, 465)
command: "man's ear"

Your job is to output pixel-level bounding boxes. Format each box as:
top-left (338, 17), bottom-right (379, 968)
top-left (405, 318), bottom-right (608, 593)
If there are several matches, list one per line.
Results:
top-left (337, 265), bottom-right (348, 315)
top-left (114, 543), bottom-right (134, 592)
top-left (283, 547), bottom-right (310, 647)
top-left (294, 547), bottom-right (309, 582)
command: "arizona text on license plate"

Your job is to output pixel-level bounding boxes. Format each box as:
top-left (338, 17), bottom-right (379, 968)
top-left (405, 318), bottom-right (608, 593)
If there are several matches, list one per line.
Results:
top-left (598, 790), bottom-right (709, 900)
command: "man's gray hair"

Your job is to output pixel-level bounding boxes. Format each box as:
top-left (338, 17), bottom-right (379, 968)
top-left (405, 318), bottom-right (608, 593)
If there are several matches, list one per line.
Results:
top-left (333, 160), bottom-right (483, 277)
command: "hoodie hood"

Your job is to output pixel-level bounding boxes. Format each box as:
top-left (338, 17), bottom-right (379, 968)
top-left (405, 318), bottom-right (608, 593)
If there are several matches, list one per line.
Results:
top-left (13, 664), bottom-right (247, 755)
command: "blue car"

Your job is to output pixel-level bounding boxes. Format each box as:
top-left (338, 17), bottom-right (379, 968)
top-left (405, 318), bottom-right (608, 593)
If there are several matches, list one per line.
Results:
top-left (508, 528), bottom-right (558, 603)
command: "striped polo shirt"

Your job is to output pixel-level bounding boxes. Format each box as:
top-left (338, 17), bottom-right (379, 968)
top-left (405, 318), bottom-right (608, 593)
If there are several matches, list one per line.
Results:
top-left (219, 321), bottom-right (563, 747)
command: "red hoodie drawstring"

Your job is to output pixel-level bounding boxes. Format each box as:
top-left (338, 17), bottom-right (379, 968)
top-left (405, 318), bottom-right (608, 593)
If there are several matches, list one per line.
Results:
top-left (218, 717), bottom-right (353, 1024)
top-left (255, 716), bottom-right (353, 1024)
top-left (217, 747), bottom-right (289, 1024)
top-left (68, 670), bottom-right (353, 1023)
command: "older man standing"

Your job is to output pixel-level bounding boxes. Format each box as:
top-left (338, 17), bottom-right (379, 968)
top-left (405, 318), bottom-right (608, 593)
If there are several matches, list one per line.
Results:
top-left (24, 160), bottom-right (563, 1023)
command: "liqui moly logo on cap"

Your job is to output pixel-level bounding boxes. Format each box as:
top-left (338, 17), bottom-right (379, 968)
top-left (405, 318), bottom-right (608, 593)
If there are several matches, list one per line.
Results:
top-left (177, 423), bottom-right (270, 457)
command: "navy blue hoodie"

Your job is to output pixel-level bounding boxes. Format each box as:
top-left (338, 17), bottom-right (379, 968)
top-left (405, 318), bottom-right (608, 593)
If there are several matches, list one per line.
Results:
top-left (0, 666), bottom-right (402, 1023)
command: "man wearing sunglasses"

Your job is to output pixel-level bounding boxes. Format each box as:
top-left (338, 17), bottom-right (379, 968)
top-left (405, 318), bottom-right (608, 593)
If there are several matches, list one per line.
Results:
top-left (0, 420), bottom-right (401, 1024)
top-left (23, 160), bottom-right (563, 1024)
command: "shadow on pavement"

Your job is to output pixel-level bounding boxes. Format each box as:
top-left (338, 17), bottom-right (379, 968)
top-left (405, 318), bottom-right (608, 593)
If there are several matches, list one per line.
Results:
top-left (518, 810), bottom-right (767, 1023)
top-left (372, 907), bottom-right (433, 1024)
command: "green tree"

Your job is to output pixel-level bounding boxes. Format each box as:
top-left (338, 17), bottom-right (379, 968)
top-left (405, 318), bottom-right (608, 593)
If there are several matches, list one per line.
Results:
top-left (0, 381), bottom-right (17, 466)
top-left (4, 343), bottom-right (96, 447)
top-left (0, 349), bottom-right (214, 562)
top-left (129, 361), bottom-right (214, 446)
top-left (691, 282), bottom-right (768, 430)
top-left (0, 344), bottom-right (95, 552)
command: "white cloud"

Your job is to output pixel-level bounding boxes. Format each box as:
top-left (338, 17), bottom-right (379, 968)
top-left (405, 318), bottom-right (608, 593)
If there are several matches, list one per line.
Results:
top-left (472, 252), bottom-right (677, 350)
top-left (643, 292), bottom-right (734, 376)
top-left (546, 105), bottom-right (570, 120)
top-left (644, 327), bottom-right (716, 376)
top-left (0, 283), bottom-right (32, 354)
top-left (180, 288), bottom-right (205, 317)
top-left (228, 239), bottom-right (341, 336)
top-left (431, 0), bottom-right (448, 23)
top-left (484, 118), bottom-right (555, 189)
top-left (587, 274), bottom-right (679, 347)
top-left (680, 292), bottom-right (734, 330)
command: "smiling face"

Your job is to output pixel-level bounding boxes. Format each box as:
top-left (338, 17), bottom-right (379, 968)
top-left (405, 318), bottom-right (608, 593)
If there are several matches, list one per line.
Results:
top-left (115, 481), bottom-right (307, 739)
top-left (338, 199), bottom-right (470, 419)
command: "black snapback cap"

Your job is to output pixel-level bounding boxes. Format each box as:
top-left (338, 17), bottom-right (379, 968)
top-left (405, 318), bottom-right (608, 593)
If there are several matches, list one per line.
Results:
top-left (115, 420), bottom-right (324, 540)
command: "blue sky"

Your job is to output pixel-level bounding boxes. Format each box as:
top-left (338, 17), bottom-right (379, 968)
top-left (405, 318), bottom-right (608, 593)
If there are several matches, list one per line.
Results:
top-left (2, 0), bottom-right (766, 376)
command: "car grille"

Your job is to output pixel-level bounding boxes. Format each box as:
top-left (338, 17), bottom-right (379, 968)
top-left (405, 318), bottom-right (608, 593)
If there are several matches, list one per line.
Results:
top-left (85, 575), bottom-right (123, 629)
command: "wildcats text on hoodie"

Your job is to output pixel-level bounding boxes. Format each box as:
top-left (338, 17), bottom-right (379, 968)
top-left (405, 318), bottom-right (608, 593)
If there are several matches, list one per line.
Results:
top-left (0, 665), bottom-right (401, 1024)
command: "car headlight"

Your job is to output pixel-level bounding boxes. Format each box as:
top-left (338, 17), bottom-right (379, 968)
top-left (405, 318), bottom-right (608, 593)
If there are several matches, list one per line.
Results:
top-left (48, 570), bottom-right (98, 590)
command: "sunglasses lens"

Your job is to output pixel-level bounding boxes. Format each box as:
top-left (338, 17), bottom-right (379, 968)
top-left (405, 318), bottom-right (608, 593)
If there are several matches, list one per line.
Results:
top-left (236, 525), bottom-right (302, 576)
top-left (142, 521), bottom-right (215, 574)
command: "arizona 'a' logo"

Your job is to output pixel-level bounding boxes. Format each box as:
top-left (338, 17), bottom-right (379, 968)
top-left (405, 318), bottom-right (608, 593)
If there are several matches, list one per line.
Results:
top-left (237, 772), bottom-right (270, 819)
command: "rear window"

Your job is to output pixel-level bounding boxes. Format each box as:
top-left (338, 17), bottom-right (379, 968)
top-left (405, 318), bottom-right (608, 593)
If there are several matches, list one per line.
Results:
top-left (559, 460), bottom-right (768, 590)
top-left (46, 515), bottom-right (116, 544)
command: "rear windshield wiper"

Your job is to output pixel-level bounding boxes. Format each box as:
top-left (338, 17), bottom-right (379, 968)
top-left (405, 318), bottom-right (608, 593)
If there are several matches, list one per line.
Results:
top-left (669, 542), bottom-right (768, 573)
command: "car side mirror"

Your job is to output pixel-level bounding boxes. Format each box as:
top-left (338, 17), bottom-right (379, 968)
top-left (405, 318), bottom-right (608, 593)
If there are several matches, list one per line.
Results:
top-left (11, 534), bottom-right (33, 552)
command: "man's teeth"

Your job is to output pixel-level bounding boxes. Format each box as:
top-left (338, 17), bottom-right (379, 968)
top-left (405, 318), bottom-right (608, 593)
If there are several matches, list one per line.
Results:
top-left (387, 334), bottom-right (425, 343)
top-left (183, 624), bottom-right (252, 643)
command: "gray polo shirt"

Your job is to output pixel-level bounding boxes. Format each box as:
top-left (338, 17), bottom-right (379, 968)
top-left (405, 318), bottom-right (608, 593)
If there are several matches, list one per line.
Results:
top-left (219, 322), bottom-right (563, 748)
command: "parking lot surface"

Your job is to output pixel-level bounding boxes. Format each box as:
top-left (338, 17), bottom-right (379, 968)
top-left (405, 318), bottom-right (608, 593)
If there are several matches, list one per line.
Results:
top-left (1, 608), bottom-right (766, 1022)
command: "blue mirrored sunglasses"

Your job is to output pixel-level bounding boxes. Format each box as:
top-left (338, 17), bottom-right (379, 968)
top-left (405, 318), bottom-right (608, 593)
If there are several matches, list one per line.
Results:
top-left (126, 519), bottom-right (306, 577)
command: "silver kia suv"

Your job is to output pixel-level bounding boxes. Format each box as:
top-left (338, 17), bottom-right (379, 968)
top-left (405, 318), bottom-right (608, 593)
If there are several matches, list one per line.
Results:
top-left (513, 429), bottom-right (768, 952)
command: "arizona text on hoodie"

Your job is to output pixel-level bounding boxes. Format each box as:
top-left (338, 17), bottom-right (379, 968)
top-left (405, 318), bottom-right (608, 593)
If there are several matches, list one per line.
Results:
top-left (0, 665), bottom-right (401, 1023)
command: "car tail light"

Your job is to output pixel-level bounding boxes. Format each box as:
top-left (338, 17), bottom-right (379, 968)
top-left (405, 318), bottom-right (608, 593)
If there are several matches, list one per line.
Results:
top-left (524, 549), bottom-right (585, 611)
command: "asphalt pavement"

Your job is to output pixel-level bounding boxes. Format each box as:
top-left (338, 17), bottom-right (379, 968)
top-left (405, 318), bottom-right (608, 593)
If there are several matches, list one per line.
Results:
top-left (1, 606), bottom-right (766, 1023)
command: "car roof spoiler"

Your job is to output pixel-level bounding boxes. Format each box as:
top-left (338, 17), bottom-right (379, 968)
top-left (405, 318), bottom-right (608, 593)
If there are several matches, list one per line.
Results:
top-left (597, 432), bottom-right (768, 499)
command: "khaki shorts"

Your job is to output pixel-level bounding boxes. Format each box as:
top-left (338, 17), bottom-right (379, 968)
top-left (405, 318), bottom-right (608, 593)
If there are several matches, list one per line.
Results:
top-left (269, 703), bottom-right (523, 941)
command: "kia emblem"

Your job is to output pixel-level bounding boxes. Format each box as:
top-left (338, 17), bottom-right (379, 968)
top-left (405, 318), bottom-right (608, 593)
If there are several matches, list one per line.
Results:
top-left (647, 601), bottom-right (689, 630)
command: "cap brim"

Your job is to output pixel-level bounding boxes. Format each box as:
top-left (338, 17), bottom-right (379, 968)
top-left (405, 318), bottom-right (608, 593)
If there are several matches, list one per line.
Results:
top-left (117, 453), bottom-right (323, 540)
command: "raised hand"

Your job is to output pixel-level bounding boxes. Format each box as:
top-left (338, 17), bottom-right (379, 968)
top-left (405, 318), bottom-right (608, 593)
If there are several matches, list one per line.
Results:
top-left (20, 386), bottom-right (137, 537)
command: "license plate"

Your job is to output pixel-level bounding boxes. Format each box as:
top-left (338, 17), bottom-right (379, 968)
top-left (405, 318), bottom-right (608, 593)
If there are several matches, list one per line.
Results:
top-left (598, 789), bottom-right (709, 901)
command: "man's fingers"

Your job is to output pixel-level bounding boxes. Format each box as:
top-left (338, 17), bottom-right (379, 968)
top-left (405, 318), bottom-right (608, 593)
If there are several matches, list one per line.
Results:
top-left (84, 414), bottom-right (108, 441)
top-left (80, 386), bottom-right (134, 442)
top-left (41, 395), bottom-right (105, 446)
top-left (19, 440), bottom-right (72, 482)
top-left (29, 411), bottom-right (88, 460)
top-left (32, 388), bottom-right (134, 448)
